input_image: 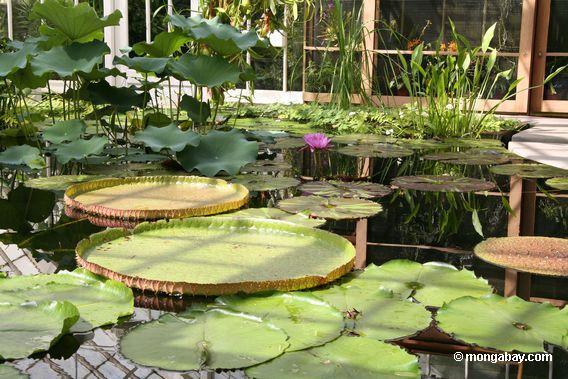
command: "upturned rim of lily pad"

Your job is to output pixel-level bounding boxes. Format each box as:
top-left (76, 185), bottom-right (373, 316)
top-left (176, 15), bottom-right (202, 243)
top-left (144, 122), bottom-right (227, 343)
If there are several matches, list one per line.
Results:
top-left (546, 177), bottom-right (568, 191)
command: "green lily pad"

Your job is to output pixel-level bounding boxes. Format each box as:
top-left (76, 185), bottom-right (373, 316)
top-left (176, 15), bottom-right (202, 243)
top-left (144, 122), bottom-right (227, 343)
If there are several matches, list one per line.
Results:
top-left (0, 300), bottom-right (79, 359)
top-left (436, 295), bottom-right (568, 352)
top-left (241, 160), bottom-right (292, 173)
top-left (133, 124), bottom-right (200, 153)
top-left (42, 119), bottom-right (86, 144)
top-left (490, 163), bottom-right (568, 179)
top-left (217, 292), bottom-right (344, 351)
top-left (113, 55), bottom-right (170, 74)
top-left (423, 149), bottom-right (512, 165)
top-left (354, 260), bottom-right (493, 307)
top-left (395, 139), bottom-right (450, 150)
top-left (0, 145), bottom-right (45, 170)
top-left (120, 308), bottom-right (288, 370)
top-left (299, 180), bottom-right (392, 199)
top-left (0, 268), bottom-right (134, 333)
top-left (278, 195), bottom-right (382, 220)
top-left (391, 175), bottom-right (496, 192)
top-left (338, 144), bottom-right (414, 158)
top-left (273, 137), bottom-right (306, 150)
top-left (7, 186), bottom-right (56, 223)
top-left (176, 129), bottom-right (258, 177)
top-left (230, 174), bottom-right (300, 191)
top-left (332, 134), bottom-right (397, 145)
top-left (546, 177), bottom-right (568, 190)
top-left (0, 365), bottom-right (28, 378)
top-left (444, 138), bottom-right (503, 149)
top-left (168, 54), bottom-right (242, 87)
top-left (217, 207), bottom-right (326, 228)
top-left (132, 30), bottom-right (191, 57)
top-left (245, 336), bottom-right (420, 379)
top-left (52, 136), bottom-right (108, 164)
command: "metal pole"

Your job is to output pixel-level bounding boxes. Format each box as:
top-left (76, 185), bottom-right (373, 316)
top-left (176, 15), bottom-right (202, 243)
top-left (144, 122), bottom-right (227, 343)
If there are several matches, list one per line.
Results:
top-left (282, 6), bottom-right (289, 92)
top-left (6, 0), bottom-right (13, 40)
top-left (145, 0), bottom-right (152, 43)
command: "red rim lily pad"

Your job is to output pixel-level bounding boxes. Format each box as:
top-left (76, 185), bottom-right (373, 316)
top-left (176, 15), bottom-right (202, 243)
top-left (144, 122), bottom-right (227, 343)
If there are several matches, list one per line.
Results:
top-left (299, 180), bottom-right (392, 199)
top-left (391, 175), bottom-right (496, 193)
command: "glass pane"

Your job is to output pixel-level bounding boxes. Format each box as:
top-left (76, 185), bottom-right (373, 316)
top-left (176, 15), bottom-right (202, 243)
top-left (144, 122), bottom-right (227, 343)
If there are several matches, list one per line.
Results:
top-left (12, 0), bottom-right (41, 40)
top-left (0, 2), bottom-right (7, 40)
top-left (252, 47), bottom-right (284, 90)
top-left (544, 57), bottom-right (568, 100)
top-left (306, 0), bottom-right (363, 47)
top-left (547, 0), bottom-right (568, 52)
top-left (129, 1), bottom-right (191, 45)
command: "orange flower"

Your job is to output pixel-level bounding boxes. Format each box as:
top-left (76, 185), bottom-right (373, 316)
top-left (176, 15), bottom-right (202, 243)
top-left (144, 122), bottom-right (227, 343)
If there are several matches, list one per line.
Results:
top-left (447, 40), bottom-right (458, 53)
top-left (407, 38), bottom-right (421, 50)
top-left (440, 42), bottom-right (447, 51)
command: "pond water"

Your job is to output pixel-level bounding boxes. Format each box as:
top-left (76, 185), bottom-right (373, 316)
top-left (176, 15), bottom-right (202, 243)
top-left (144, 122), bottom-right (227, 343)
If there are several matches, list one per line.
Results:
top-left (1, 132), bottom-right (567, 378)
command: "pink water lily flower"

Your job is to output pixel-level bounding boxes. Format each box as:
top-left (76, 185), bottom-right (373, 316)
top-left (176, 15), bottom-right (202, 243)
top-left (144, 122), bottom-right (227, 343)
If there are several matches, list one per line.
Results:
top-left (303, 133), bottom-right (333, 152)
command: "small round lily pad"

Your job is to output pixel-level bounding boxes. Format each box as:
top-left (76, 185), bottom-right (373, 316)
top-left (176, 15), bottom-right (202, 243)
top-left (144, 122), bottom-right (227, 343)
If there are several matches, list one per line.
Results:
top-left (25, 175), bottom-right (105, 192)
top-left (423, 150), bottom-right (512, 165)
top-left (217, 207), bottom-right (326, 228)
top-left (490, 163), bottom-right (568, 178)
top-left (436, 295), bottom-right (568, 352)
top-left (230, 174), bottom-right (300, 191)
top-left (272, 137), bottom-right (306, 150)
top-left (546, 177), bottom-right (568, 191)
top-left (444, 138), bottom-right (503, 149)
top-left (299, 180), bottom-right (392, 199)
top-left (332, 134), bottom-right (397, 145)
top-left (337, 144), bottom-right (414, 158)
top-left (241, 160), bottom-right (292, 173)
top-left (395, 139), bottom-right (450, 150)
top-left (278, 195), bottom-right (382, 220)
top-left (474, 237), bottom-right (568, 277)
top-left (391, 175), bottom-right (495, 192)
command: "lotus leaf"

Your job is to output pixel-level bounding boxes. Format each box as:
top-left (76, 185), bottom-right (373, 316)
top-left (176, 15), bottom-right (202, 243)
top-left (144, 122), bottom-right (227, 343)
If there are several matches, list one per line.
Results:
top-left (42, 119), bottom-right (86, 144)
top-left (76, 217), bottom-right (355, 295)
top-left (0, 365), bottom-right (28, 378)
top-left (0, 268), bottom-right (134, 333)
top-left (176, 129), bottom-right (259, 177)
top-left (0, 300), bottom-right (79, 359)
top-left (30, 40), bottom-right (109, 78)
top-left (8, 64), bottom-right (50, 90)
top-left (547, 177), bottom-right (568, 190)
top-left (355, 260), bottom-right (493, 307)
top-left (79, 66), bottom-right (125, 81)
top-left (490, 163), bottom-right (568, 178)
top-left (0, 47), bottom-right (31, 77)
top-left (474, 237), bottom-right (568, 277)
top-left (169, 14), bottom-right (264, 56)
top-left (77, 80), bottom-right (147, 111)
top-left (179, 95), bottom-right (211, 124)
top-left (230, 174), bottom-right (300, 191)
top-left (168, 54), bottom-right (242, 87)
top-left (120, 308), bottom-right (288, 370)
top-left (391, 175), bottom-right (495, 192)
top-left (217, 207), bottom-right (326, 228)
top-left (7, 186), bottom-right (55, 223)
top-left (278, 195), bottom-right (382, 220)
top-left (299, 180), bottom-right (392, 199)
top-left (436, 295), bottom-right (568, 352)
top-left (52, 136), bottom-right (108, 164)
top-left (25, 175), bottom-right (104, 193)
top-left (241, 159), bottom-right (292, 173)
top-left (0, 145), bottom-right (45, 169)
top-left (338, 144), bottom-right (414, 158)
top-left (133, 124), bottom-right (200, 153)
top-left (332, 134), bottom-right (397, 145)
top-left (273, 137), bottom-right (306, 150)
top-left (423, 149), bottom-right (512, 165)
top-left (218, 292), bottom-right (344, 351)
top-left (31, 0), bottom-right (121, 44)
top-left (245, 336), bottom-right (420, 379)
top-left (113, 55), bottom-right (170, 74)
top-left (132, 30), bottom-right (191, 57)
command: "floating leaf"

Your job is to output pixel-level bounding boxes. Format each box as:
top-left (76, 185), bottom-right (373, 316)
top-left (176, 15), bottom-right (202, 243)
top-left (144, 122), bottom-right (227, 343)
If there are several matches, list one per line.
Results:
top-left (217, 207), bottom-right (326, 228)
top-left (179, 95), bottom-right (211, 124)
top-left (436, 295), bottom-right (568, 352)
top-left (52, 136), bottom-right (108, 164)
top-left (241, 159), bottom-right (292, 173)
top-left (218, 292), bottom-right (344, 351)
top-left (423, 149), bottom-right (512, 165)
top-left (338, 144), bottom-right (413, 158)
top-left (42, 119), bottom-right (86, 144)
top-left (546, 177), bottom-right (568, 191)
top-left (299, 180), bottom-right (392, 199)
top-left (0, 145), bottom-right (45, 170)
top-left (0, 300), bottom-right (79, 360)
top-left (168, 54), bottom-right (242, 87)
top-left (444, 138), bottom-right (503, 149)
top-left (133, 124), bottom-right (200, 153)
top-left (278, 195), bottom-right (382, 220)
top-left (332, 134), bottom-right (397, 145)
top-left (245, 336), bottom-right (420, 379)
top-left (395, 139), bottom-right (450, 150)
top-left (176, 129), bottom-right (258, 177)
top-left (273, 137), bottom-right (306, 150)
top-left (490, 163), bottom-right (568, 179)
top-left (474, 237), bottom-right (568, 277)
top-left (0, 269), bottom-right (134, 333)
top-left (230, 174), bottom-right (299, 191)
top-left (391, 175), bottom-right (495, 192)
top-left (8, 186), bottom-right (55, 223)
top-left (132, 30), bottom-right (191, 57)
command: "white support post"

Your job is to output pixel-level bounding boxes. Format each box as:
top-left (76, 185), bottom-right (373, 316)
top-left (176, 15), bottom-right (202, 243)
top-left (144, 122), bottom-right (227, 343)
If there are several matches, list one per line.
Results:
top-left (167, 0), bottom-right (173, 31)
top-left (145, 0), bottom-right (152, 42)
top-left (104, 0), bottom-right (129, 86)
top-left (6, 0), bottom-right (13, 40)
top-left (282, 6), bottom-right (289, 93)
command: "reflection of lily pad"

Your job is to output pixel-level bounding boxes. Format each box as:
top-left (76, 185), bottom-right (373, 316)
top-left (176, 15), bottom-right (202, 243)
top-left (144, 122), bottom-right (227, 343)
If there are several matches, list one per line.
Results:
top-left (218, 292), bottom-right (344, 351)
top-left (246, 336), bottom-right (420, 379)
top-left (230, 174), bottom-right (300, 191)
top-left (423, 149), bottom-right (512, 165)
top-left (120, 308), bottom-right (288, 371)
top-left (546, 177), bottom-right (568, 191)
top-left (354, 260), bottom-right (493, 307)
top-left (436, 295), bottom-right (568, 352)
top-left (395, 139), bottom-right (450, 150)
top-left (490, 163), bottom-right (568, 178)
top-left (337, 144), bottom-right (413, 158)
top-left (278, 195), bottom-right (382, 220)
top-left (391, 175), bottom-right (495, 192)
top-left (299, 180), bottom-right (392, 199)
top-left (474, 237), bottom-right (568, 277)
top-left (272, 137), bottom-right (306, 150)
top-left (332, 134), bottom-right (396, 145)
top-left (241, 160), bottom-right (292, 173)
top-left (218, 207), bottom-right (326, 228)
top-left (25, 175), bottom-right (104, 192)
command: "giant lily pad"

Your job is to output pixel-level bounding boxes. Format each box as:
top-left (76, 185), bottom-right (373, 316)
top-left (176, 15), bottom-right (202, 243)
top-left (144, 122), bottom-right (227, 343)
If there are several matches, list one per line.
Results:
top-left (474, 237), bottom-right (568, 277)
top-left (52, 136), bottom-right (108, 164)
top-left (230, 174), bottom-right (300, 191)
top-left (490, 163), bottom-right (568, 178)
top-left (241, 160), bottom-right (292, 173)
top-left (245, 336), bottom-right (421, 379)
top-left (120, 308), bottom-right (288, 371)
top-left (217, 292), bottom-right (344, 351)
top-left (546, 177), bottom-right (568, 191)
top-left (423, 150), bottom-right (512, 165)
top-left (338, 144), bottom-right (413, 158)
top-left (218, 207), bottom-right (326, 228)
top-left (299, 181), bottom-right (392, 199)
top-left (436, 295), bottom-right (568, 352)
top-left (0, 269), bottom-right (134, 333)
top-left (354, 260), bottom-right (493, 307)
top-left (65, 176), bottom-right (248, 220)
top-left (391, 175), bottom-right (495, 192)
top-left (168, 54), bottom-right (242, 87)
top-left (76, 217), bottom-right (355, 295)
top-left (0, 145), bottom-right (45, 170)
top-left (278, 196), bottom-right (382, 220)
top-left (0, 300), bottom-right (79, 359)
top-left (0, 365), bottom-right (27, 378)
top-left (176, 129), bottom-right (259, 177)
top-left (42, 119), bottom-right (86, 144)
top-left (133, 124), bottom-right (200, 153)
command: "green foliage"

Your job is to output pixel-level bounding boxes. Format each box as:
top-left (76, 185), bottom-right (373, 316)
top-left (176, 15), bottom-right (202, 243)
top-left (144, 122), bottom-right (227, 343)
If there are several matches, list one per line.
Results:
top-left (0, 145), bottom-right (45, 169)
top-left (133, 123), bottom-right (200, 153)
